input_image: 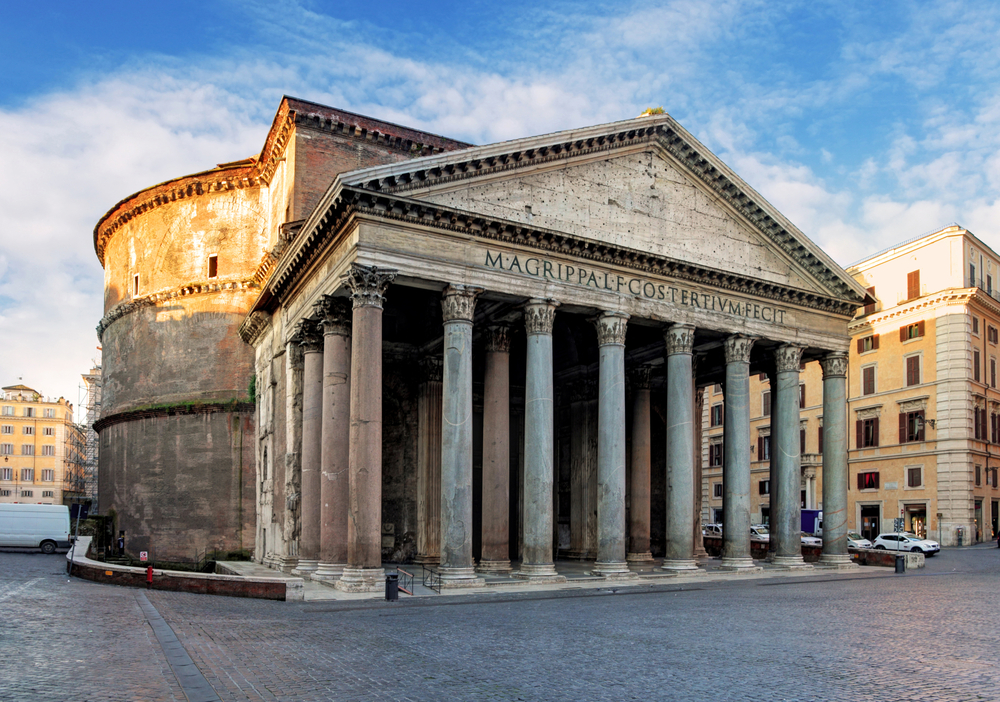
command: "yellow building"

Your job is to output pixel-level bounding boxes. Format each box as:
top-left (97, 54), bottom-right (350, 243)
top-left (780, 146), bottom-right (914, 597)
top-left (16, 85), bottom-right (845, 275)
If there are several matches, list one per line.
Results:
top-left (0, 384), bottom-right (85, 505)
top-left (701, 225), bottom-right (1000, 547)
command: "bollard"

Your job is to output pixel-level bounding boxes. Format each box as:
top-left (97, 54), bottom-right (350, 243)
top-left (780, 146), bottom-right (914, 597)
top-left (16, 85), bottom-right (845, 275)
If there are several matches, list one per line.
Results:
top-left (894, 555), bottom-right (905, 574)
top-left (146, 565), bottom-right (154, 589)
top-left (385, 573), bottom-right (399, 601)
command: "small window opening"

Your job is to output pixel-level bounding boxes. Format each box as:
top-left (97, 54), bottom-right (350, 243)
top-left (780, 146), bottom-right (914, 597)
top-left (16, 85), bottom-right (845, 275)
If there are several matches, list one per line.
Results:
top-left (208, 255), bottom-right (218, 279)
top-left (133, 274), bottom-right (139, 296)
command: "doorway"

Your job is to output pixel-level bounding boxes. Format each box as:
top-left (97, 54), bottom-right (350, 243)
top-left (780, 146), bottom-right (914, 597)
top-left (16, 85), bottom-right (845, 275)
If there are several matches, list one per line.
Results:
top-left (992, 500), bottom-right (998, 541)
top-left (905, 506), bottom-right (927, 539)
top-left (975, 500), bottom-right (983, 542)
top-left (861, 505), bottom-right (880, 542)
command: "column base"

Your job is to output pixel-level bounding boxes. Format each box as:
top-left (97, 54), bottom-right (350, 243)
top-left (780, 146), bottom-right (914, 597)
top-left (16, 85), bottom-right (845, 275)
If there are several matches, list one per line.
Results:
top-left (770, 555), bottom-right (813, 570)
top-left (311, 562), bottom-right (347, 582)
top-left (592, 561), bottom-right (638, 579)
top-left (718, 557), bottom-right (762, 572)
top-left (290, 559), bottom-right (319, 578)
top-left (413, 554), bottom-right (440, 566)
top-left (269, 556), bottom-right (299, 574)
top-left (333, 567), bottom-right (385, 592)
top-left (512, 563), bottom-right (567, 583)
top-left (476, 559), bottom-right (513, 574)
top-left (659, 558), bottom-right (703, 573)
top-left (626, 552), bottom-right (655, 564)
top-left (438, 566), bottom-right (485, 589)
top-left (817, 554), bottom-right (858, 570)
top-left (562, 550), bottom-right (597, 561)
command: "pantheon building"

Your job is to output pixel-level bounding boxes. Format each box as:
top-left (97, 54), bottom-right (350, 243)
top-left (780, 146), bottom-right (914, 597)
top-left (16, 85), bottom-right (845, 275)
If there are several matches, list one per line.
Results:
top-left (95, 98), bottom-right (866, 586)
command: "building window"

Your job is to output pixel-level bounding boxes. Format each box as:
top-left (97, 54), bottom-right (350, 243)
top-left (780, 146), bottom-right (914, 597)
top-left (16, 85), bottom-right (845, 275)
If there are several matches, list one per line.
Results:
top-left (42, 427), bottom-right (54, 436)
top-left (0, 425), bottom-right (10, 435)
top-left (208, 254), bottom-right (218, 279)
top-left (975, 406), bottom-right (989, 440)
top-left (864, 286), bottom-right (876, 315)
top-left (857, 417), bottom-right (879, 448)
top-left (41, 469), bottom-right (54, 481)
top-left (862, 366), bottom-right (876, 396)
top-left (713, 483), bottom-right (723, 498)
top-left (905, 356), bottom-right (921, 386)
top-left (759, 480), bottom-right (770, 495)
top-left (762, 391), bottom-right (771, 416)
top-left (858, 335), bottom-right (879, 353)
top-left (0, 490), bottom-right (9, 497)
top-left (992, 413), bottom-right (999, 444)
top-left (0, 444), bottom-right (11, 455)
top-left (799, 384), bottom-right (806, 408)
top-left (710, 404), bottom-right (723, 427)
top-left (21, 445), bottom-right (34, 456)
top-left (21, 468), bottom-right (33, 481)
top-left (973, 316), bottom-right (980, 335)
top-left (989, 275), bottom-right (994, 295)
top-left (757, 435), bottom-right (771, 460)
top-left (709, 443), bottom-right (723, 467)
top-left (971, 263), bottom-right (977, 287)
top-left (43, 408), bottom-right (55, 418)
top-left (133, 273), bottom-right (140, 296)
top-left (975, 350), bottom-right (982, 382)
top-left (42, 490), bottom-right (53, 498)
top-left (1, 406), bottom-right (12, 416)
top-left (857, 471), bottom-right (879, 490)
top-left (907, 270), bottom-right (920, 300)
top-left (22, 426), bottom-right (33, 435)
top-left (900, 322), bottom-right (924, 341)
top-left (21, 490), bottom-right (32, 498)
top-left (713, 383), bottom-right (722, 394)
top-left (992, 359), bottom-right (997, 388)
top-left (990, 326), bottom-right (999, 344)
top-left (900, 411), bottom-right (925, 443)
top-left (24, 407), bottom-right (34, 418)
top-left (818, 426), bottom-right (824, 453)
top-left (1, 468), bottom-right (11, 481)
top-left (41, 445), bottom-right (54, 457)
top-left (975, 464), bottom-right (982, 486)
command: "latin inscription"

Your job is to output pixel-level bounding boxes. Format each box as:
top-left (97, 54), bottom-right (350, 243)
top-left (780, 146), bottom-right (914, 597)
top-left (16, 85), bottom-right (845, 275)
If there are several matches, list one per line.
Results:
top-left (484, 250), bottom-right (787, 324)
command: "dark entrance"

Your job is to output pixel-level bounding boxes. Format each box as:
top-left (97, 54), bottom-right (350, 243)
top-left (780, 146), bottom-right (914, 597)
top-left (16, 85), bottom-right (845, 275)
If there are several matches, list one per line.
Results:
top-left (992, 500), bottom-right (999, 541)
top-left (861, 505), bottom-right (880, 542)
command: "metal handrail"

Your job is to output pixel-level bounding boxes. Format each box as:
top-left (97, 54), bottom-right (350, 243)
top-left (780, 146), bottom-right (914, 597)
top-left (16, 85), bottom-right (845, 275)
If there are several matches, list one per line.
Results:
top-left (396, 568), bottom-right (414, 596)
top-left (421, 565), bottom-right (441, 593)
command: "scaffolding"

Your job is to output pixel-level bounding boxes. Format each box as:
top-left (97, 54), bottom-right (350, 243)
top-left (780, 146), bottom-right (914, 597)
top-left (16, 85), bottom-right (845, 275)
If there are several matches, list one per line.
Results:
top-left (79, 366), bottom-right (102, 510)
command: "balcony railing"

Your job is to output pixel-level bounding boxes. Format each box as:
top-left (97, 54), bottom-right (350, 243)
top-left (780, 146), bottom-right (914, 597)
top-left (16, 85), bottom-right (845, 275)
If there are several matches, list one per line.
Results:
top-left (969, 276), bottom-right (1000, 302)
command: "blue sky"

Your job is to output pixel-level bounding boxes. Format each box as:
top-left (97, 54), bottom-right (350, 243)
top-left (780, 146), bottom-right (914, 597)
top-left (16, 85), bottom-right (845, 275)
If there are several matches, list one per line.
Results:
top-left (1, 0), bottom-right (999, 410)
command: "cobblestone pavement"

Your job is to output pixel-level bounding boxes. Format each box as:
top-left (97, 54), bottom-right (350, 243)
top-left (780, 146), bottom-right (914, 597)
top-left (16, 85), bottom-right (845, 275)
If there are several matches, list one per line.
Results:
top-left (3, 546), bottom-right (1000, 701)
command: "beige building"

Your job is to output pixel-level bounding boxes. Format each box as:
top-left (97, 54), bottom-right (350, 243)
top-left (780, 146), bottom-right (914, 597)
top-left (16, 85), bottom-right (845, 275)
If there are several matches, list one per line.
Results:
top-left (1, 384), bottom-right (85, 505)
top-left (702, 224), bottom-right (1000, 547)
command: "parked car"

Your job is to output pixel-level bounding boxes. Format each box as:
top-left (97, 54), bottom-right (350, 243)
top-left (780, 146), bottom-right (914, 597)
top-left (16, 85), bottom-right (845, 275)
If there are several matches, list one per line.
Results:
top-left (800, 532), bottom-right (822, 547)
top-left (750, 525), bottom-right (770, 542)
top-left (847, 531), bottom-right (873, 549)
top-left (702, 523), bottom-right (723, 537)
top-left (873, 532), bottom-right (940, 555)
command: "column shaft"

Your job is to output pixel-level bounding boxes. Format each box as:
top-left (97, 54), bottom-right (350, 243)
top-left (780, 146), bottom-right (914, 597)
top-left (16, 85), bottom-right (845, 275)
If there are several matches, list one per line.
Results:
top-left (415, 363), bottom-right (442, 565)
top-left (663, 324), bottom-right (699, 571)
top-left (820, 354), bottom-right (851, 566)
top-left (293, 322), bottom-right (323, 577)
top-left (720, 336), bottom-right (756, 570)
top-left (480, 327), bottom-right (512, 573)
top-left (515, 299), bottom-right (564, 581)
top-left (439, 285), bottom-right (484, 587)
top-left (772, 345), bottom-right (808, 567)
top-left (568, 395), bottom-right (597, 559)
top-left (627, 368), bottom-right (652, 563)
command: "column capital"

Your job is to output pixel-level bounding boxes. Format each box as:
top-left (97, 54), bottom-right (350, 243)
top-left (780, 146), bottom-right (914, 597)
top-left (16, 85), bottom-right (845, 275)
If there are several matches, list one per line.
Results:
top-left (664, 323), bottom-right (695, 355)
top-left (593, 311), bottom-right (629, 346)
top-left (316, 296), bottom-right (352, 337)
top-left (441, 284), bottom-right (484, 323)
top-left (724, 335), bottom-right (756, 364)
top-left (342, 264), bottom-right (397, 309)
top-left (628, 365), bottom-right (652, 390)
top-left (774, 344), bottom-right (804, 373)
top-left (294, 319), bottom-right (324, 353)
top-left (523, 299), bottom-right (559, 335)
top-left (484, 325), bottom-right (511, 353)
top-left (821, 352), bottom-right (849, 379)
top-left (419, 356), bottom-right (443, 383)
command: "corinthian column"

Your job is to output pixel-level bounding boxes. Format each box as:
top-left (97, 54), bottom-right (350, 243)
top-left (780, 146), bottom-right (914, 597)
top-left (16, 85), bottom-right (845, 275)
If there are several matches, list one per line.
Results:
top-left (771, 344), bottom-right (810, 569)
top-left (592, 312), bottom-right (634, 578)
top-left (514, 299), bottom-right (566, 582)
top-left (479, 325), bottom-right (512, 574)
top-left (720, 335), bottom-right (758, 571)
top-left (819, 353), bottom-right (853, 568)
top-left (627, 366), bottom-right (654, 564)
top-left (335, 264), bottom-right (397, 592)
top-left (291, 320), bottom-right (323, 578)
top-left (439, 285), bottom-right (485, 588)
top-left (415, 358), bottom-right (443, 565)
top-left (662, 323), bottom-right (701, 572)
top-left (313, 297), bottom-right (352, 582)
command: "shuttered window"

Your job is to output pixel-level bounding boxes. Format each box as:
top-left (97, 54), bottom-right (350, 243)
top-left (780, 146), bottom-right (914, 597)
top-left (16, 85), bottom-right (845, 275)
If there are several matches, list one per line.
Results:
top-left (907, 270), bottom-right (920, 300)
top-left (905, 356), bottom-right (920, 386)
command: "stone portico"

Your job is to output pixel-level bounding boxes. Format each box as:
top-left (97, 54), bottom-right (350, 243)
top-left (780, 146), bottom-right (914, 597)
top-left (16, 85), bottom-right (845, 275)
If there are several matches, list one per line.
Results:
top-left (241, 113), bottom-right (867, 590)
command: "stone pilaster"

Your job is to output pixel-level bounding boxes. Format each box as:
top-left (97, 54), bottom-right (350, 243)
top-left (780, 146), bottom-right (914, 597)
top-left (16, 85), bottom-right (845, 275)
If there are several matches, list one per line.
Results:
top-left (771, 344), bottom-right (811, 569)
top-left (514, 299), bottom-right (565, 582)
top-left (479, 326), bottom-right (512, 574)
top-left (439, 285), bottom-right (485, 588)
top-left (662, 324), bottom-right (701, 572)
top-left (719, 335), bottom-right (759, 571)
top-left (291, 319), bottom-right (324, 578)
top-left (336, 264), bottom-right (397, 592)
top-left (819, 353), bottom-right (853, 568)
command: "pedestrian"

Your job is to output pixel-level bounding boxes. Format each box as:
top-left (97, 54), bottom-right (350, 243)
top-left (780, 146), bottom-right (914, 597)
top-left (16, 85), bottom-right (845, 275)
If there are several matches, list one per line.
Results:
top-left (996, 530), bottom-right (999, 549)
top-left (117, 534), bottom-right (124, 555)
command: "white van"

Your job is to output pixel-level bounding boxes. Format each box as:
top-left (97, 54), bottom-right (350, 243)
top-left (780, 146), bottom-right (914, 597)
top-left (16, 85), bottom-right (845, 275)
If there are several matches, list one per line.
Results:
top-left (0, 504), bottom-right (71, 553)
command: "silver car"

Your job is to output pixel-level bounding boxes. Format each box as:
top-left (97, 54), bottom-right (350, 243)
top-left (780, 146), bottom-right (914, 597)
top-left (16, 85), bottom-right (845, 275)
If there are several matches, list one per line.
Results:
top-left (847, 531), bottom-right (873, 549)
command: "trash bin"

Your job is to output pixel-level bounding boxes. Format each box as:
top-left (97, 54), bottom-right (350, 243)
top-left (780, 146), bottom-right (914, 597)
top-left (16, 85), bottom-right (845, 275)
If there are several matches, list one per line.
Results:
top-left (894, 555), bottom-right (906, 574)
top-left (385, 573), bottom-right (399, 601)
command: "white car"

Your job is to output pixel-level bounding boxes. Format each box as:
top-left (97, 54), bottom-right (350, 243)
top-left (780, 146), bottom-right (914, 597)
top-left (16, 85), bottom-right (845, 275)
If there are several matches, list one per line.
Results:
top-left (872, 532), bottom-right (940, 556)
top-left (750, 525), bottom-right (770, 542)
top-left (847, 531), bottom-right (873, 549)
top-left (800, 532), bottom-right (822, 547)
top-left (702, 523), bottom-right (723, 537)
